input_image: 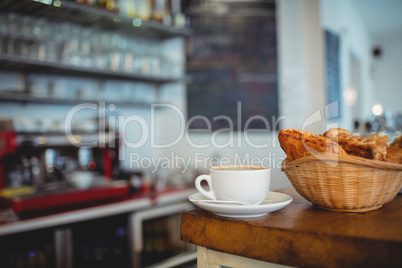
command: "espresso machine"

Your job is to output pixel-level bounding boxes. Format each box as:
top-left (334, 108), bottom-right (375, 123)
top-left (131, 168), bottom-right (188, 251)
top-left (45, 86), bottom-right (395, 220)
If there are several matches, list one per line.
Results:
top-left (0, 132), bottom-right (120, 189)
top-left (0, 120), bottom-right (126, 215)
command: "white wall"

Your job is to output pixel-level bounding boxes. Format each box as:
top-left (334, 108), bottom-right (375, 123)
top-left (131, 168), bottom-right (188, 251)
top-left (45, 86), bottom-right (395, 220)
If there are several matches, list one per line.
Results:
top-left (370, 34), bottom-right (402, 115)
top-left (278, 0), bottom-right (326, 134)
top-left (320, 0), bottom-right (375, 131)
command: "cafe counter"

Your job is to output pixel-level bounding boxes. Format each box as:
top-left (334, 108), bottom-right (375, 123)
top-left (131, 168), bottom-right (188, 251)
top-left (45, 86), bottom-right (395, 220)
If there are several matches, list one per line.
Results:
top-left (180, 187), bottom-right (402, 268)
top-left (0, 187), bottom-right (197, 268)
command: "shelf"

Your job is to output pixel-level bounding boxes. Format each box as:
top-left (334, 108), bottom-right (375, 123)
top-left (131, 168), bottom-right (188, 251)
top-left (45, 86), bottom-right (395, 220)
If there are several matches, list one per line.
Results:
top-left (14, 131), bottom-right (118, 148)
top-left (0, 0), bottom-right (191, 40)
top-left (0, 54), bottom-right (185, 84)
top-left (0, 31), bottom-right (41, 43)
top-left (0, 91), bottom-right (154, 107)
top-left (0, 0), bottom-right (189, 83)
top-left (0, 91), bottom-right (175, 109)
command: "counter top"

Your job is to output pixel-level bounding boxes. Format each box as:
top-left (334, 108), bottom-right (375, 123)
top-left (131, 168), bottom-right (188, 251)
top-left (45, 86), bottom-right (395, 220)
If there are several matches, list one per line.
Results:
top-left (180, 187), bottom-right (402, 268)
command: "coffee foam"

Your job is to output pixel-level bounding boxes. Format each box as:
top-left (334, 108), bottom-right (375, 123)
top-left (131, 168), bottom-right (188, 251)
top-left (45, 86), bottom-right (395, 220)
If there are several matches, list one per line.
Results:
top-left (211, 165), bottom-right (269, 171)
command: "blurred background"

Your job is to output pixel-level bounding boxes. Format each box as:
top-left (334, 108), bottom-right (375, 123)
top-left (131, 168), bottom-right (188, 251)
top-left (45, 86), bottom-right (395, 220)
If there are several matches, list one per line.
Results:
top-left (0, 0), bottom-right (401, 267)
top-left (1, 0), bottom-right (401, 193)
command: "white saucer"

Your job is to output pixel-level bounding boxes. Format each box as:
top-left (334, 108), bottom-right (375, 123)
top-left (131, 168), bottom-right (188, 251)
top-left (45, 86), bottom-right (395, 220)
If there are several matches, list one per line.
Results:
top-left (189, 191), bottom-right (292, 218)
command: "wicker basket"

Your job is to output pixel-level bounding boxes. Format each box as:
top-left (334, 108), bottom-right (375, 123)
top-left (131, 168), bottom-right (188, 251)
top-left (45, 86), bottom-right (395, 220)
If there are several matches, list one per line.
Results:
top-left (281, 153), bottom-right (402, 212)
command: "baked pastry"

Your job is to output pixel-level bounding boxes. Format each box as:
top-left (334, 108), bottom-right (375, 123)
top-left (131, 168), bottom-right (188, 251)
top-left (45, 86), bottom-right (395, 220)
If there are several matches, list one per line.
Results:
top-left (324, 128), bottom-right (387, 161)
top-left (279, 128), bottom-right (402, 164)
top-left (384, 147), bottom-right (402, 164)
top-left (390, 135), bottom-right (402, 148)
top-left (367, 133), bottom-right (391, 144)
top-left (278, 129), bottom-right (347, 161)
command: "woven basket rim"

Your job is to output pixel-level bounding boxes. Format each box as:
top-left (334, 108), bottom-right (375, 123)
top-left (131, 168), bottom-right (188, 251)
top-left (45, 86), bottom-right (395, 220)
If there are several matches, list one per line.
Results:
top-left (281, 153), bottom-right (402, 171)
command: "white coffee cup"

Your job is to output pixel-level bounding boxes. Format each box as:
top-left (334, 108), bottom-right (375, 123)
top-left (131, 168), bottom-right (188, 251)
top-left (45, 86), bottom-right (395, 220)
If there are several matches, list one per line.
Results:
top-left (195, 165), bottom-right (271, 205)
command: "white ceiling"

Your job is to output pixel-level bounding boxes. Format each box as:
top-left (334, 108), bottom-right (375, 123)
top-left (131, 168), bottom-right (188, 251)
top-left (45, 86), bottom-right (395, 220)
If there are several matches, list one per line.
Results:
top-left (351, 0), bottom-right (402, 37)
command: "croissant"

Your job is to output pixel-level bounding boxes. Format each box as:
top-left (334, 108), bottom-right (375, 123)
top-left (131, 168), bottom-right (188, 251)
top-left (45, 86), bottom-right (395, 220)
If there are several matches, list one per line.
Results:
top-left (279, 128), bottom-right (402, 164)
top-left (278, 129), bottom-right (347, 161)
top-left (384, 147), bottom-right (402, 164)
top-left (323, 128), bottom-right (387, 161)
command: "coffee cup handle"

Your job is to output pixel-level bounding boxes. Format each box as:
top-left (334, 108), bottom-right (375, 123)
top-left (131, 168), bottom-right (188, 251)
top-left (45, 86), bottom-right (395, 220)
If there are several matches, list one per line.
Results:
top-left (195, 175), bottom-right (216, 200)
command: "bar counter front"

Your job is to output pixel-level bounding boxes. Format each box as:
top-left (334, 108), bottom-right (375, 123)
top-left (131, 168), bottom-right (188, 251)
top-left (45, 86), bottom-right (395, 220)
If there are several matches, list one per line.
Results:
top-left (180, 187), bottom-right (402, 268)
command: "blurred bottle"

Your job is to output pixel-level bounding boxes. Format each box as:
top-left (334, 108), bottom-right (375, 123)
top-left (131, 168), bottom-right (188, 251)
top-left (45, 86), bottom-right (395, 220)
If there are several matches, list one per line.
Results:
top-left (170, 0), bottom-right (185, 28)
top-left (151, 0), bottom-right (168, 24)
top-left (118, 0), bottom-right (136, 18)
top-left (97, 0), bottom-right (107, 8)
top-left (75, 0), bottom-right (184, 26)
top-left (135, 0), bottom-right (152, 21)
top-left (96, 0), bottom-right (118, 12)
top-left (75, 0), bottom-right (97, 5)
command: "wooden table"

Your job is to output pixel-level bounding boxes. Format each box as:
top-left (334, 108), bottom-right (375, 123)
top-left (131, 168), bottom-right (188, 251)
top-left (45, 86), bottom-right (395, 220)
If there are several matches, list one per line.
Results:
top-left (180, 187), bottom-right (402, 268)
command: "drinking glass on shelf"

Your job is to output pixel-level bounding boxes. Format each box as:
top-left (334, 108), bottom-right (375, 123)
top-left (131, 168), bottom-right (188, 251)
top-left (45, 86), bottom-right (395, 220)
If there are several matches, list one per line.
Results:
top-left (131, 38), bottom-right (143, 74)
top-left (45, 40), bottom-right (58, 62)
top-left (60, 23), bottom-right (81, 66)
top-left (92, 46), bottom-right (108, 70)
top-left (0, 36), bottom-right (5, 54)
top-left (28, 41), bottom-right (40, 60)
top-left (7, 13), bottom-right (21, 34)
top-left (69, 39), bottom-right (80, 65)
top-left (59, 22), bottom-right (73, 64)
top-left (151, 42), bottom-right (162, 76)
top-left (116, 34), bottom-right (128, 72)
top-left (118, 35), bottom-right (131, 73)
top-left (123, 40), bottom-right (134, 73)
top-left (79, 28), bottom-right (93, 67)
top-left (36, 43), bottom-right (46, 61)
top-left (5, 39), bottom-right (16, 55)
top-left (18, 40), bottom-right (30, 58)
top-left (97, 32), bottom-right (111, 69)
top-left (0, 14), bottom-right (7, 33)
top-left (89, 29), bottom-right (103, 69)
top-left (109, 33), bottom-right (126, 72)
top-left (32, 17), bottom-right (48, 39)
top-left (139, 39), bottom-right (152, 75)
top-left (52, 21), bottom-right (65, 61)
top-left (21, 16), bottom-right (36, 38)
